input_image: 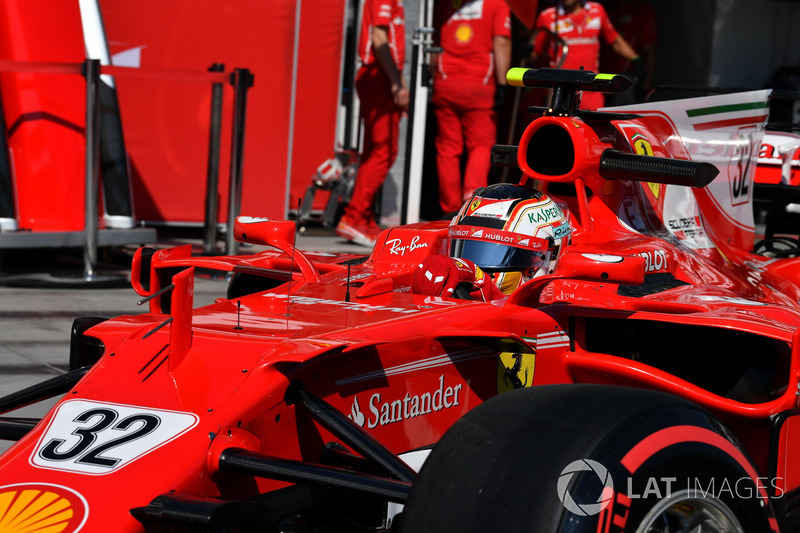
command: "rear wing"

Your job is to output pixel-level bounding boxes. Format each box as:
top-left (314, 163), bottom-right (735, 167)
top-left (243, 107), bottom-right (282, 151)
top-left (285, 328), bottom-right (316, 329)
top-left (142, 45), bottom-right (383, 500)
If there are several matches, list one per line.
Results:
top-left (501, 68), bottom-right (770, 253)
top-left (605, 89), bottom-right (771, 253)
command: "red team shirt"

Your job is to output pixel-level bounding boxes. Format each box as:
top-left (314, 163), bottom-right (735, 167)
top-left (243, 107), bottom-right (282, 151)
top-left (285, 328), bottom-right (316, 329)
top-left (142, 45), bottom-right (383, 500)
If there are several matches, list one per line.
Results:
top-left (358, 0), bottom-right (406, 70)
top-left (534, 1), bottom-right (619, 109)
top-left (602, 0), bottom-right (657, 75)
top-left (434, 0), bottom-right (511, 86)
top-left (534, 1), bottom-right (619, 73)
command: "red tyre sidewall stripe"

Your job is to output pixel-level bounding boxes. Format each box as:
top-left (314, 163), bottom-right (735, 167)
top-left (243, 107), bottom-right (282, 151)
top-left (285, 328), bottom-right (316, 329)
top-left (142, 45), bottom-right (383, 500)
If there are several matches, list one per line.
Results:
top-left (621, 424), bottom-right (772, 506)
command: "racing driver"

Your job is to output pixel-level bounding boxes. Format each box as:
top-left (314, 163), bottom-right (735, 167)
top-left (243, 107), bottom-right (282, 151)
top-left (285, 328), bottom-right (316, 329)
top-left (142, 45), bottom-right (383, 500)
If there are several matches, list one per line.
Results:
top-left (412, 182), bottom-right (572, 300)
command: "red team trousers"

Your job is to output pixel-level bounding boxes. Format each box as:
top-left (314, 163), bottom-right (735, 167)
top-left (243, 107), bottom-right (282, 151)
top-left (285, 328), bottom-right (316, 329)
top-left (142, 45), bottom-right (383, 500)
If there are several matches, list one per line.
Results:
top-left (433, 78), bottom-right (496, 214)
top-left (345, 64), bottom-right (403, 222)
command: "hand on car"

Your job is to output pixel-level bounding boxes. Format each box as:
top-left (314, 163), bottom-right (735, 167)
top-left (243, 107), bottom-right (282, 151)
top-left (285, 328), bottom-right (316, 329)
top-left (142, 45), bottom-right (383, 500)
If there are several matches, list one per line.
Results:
top-left (412, 256), bottom-right (501, 301)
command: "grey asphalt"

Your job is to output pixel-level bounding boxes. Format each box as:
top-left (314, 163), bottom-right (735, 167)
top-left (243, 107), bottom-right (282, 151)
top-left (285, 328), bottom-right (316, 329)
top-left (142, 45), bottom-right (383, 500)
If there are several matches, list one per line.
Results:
top-left (0, 227), bottom-right (371, 453)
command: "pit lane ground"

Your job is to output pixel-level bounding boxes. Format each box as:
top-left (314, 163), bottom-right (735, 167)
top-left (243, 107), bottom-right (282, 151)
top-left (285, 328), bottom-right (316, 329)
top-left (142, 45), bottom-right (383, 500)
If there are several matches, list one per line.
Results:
top-left (0, 226), bottom-right (367, 453)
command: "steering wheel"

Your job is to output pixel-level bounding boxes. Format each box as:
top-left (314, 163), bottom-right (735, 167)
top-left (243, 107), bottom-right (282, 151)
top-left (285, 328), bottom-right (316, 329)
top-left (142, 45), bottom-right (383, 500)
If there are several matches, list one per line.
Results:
top-left (453, 283), bottom-right (474, 301)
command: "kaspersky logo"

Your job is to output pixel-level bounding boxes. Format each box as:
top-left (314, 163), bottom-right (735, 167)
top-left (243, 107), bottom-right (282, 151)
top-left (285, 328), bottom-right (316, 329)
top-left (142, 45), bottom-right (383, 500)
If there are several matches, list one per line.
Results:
top-left (0, 484), bottom-right (88, 531)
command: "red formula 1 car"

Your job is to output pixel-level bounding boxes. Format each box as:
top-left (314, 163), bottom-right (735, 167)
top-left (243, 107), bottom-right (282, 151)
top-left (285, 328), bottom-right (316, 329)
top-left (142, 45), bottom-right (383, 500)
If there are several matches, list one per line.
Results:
top-left (753, 128), bottom-right (800, 256)
top-left (2, 69), bottom-right (800, 532)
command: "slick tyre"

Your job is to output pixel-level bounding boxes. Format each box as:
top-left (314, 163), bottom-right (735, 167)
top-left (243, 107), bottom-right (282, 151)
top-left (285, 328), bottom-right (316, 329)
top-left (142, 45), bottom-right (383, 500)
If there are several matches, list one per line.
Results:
top-left (398, 385), bottom-right (776, 533)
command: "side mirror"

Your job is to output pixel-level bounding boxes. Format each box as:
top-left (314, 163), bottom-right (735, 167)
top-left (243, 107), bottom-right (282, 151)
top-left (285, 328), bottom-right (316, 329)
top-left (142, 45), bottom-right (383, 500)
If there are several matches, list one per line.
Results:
top-left (131, 247), bottom-right (157, 297)
top-left (234, 216), bottom-right (296, 248)
top-left (69, 317), bottom-right (107, 370)
top-left (233, 216), bottom-right (321, 283)
top-left (557, 251), bottom-right (646, 285)
top-left (506, 252), bottom-right (647, 308)
top-left (130, 245), bottom-right (192, 312)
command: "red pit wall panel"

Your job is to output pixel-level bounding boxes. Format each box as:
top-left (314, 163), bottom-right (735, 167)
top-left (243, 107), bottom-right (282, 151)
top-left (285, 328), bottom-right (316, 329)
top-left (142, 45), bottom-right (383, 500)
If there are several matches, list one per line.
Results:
top-left (100, 0), bottom-right (345, 224)
top-left (0, 1), bottom-right (87, 232)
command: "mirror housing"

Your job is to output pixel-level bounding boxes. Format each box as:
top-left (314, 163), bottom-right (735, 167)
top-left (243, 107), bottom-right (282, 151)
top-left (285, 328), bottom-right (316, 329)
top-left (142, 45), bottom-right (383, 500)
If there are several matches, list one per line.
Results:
top-left (557, 252), bottom-right (646, 285)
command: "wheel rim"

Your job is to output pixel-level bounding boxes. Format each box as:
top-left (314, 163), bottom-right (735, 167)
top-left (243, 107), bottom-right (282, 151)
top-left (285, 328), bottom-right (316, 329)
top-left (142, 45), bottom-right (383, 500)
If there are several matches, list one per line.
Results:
top-left (635, 489), bottom-right (745, 533)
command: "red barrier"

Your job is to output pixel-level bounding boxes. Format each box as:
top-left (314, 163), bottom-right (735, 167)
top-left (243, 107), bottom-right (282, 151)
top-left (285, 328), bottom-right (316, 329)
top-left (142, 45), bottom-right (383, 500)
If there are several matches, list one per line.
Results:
top-left (101, 0), bottom-right (346, 224)
top-left (0, 0), bottom-right (346, 239)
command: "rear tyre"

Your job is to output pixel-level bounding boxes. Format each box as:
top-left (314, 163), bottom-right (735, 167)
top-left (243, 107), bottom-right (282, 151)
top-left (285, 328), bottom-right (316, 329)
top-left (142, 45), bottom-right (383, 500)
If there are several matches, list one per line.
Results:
top-left (399, 385), bottom-right (776, 533)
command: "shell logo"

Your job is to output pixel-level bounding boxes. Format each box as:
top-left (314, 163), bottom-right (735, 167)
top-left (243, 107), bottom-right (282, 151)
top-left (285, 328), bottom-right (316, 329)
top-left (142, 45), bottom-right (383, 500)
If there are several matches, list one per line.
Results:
top-left (0, 484), bottom-right (87, 532)
top-left (454, 22), bottom-right (473, 44)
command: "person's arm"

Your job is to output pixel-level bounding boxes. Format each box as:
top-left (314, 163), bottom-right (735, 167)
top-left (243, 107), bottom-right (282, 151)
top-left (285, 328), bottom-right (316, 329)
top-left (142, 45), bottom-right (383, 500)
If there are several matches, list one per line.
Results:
top-left (527, 23), bottom-right (548, 64)
top-left (528, 48), bottom-right (539, 64)
top-left (428, 50), bottom-right (438, 79)
top-left (638, 43), bottom-right (655, 91)
top-left (611, 34), bottom-right (650, 87)
top-left (412, 256), bottom-right (504, 301)
top-left (610, 34), bottom-right (638, 61)
top-left (372, 25), bottom-right (409, 109)
top-left (493, 35), bottom-right (511, 86)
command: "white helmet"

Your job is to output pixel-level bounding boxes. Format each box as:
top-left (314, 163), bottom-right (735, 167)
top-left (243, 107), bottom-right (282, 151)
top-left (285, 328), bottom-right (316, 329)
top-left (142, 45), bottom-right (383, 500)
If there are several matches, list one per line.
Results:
top-left (449, 183), bottom-right (571, 292)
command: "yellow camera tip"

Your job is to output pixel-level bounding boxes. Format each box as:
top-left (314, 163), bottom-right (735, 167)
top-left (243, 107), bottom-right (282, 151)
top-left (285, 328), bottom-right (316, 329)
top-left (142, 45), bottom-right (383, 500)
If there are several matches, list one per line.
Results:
top-left (507, 67), bottom-right (528, 87)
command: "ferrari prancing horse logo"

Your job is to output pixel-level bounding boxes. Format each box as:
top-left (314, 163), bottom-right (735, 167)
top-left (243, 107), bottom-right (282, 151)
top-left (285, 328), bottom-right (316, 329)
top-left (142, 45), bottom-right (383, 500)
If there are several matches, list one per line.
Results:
top-left (633, 136), bottom-right (654, 157)
top-left (497, 351), bottom-right (535, 393)
top-left (632, 134), bottom-right (660, 199)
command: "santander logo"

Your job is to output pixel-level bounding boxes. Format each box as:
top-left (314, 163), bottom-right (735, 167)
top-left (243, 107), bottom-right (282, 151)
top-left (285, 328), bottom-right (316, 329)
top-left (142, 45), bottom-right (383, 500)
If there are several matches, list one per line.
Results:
top-left (350, 396), bottom-right (366, 427)
top-left (348, 375), bottom-right (463, 429)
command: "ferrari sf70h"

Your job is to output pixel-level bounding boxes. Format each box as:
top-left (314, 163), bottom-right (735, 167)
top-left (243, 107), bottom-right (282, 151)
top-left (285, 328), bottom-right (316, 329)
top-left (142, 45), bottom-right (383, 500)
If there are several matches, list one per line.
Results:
top-left (1, 69), bottom-right (798, 532)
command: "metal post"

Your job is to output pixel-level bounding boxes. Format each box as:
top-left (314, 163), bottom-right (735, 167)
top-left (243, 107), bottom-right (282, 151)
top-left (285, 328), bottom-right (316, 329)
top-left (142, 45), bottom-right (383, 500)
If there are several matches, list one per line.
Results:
top-left (203, 63), bottom-right (225, 255)
top-left (400, 1), bottom-right (434, 225)
top-left (225, 68), bottom-right (254, 255)
top-left (0, 90), bottom-right (16, 231)
top-left (83, 59), bottom-right (101, 280)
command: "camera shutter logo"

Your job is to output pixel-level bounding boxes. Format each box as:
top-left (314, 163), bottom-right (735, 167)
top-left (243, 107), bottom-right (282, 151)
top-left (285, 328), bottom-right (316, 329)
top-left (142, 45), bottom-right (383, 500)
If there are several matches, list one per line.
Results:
top-left (557, 459), bottom-right (614, 516)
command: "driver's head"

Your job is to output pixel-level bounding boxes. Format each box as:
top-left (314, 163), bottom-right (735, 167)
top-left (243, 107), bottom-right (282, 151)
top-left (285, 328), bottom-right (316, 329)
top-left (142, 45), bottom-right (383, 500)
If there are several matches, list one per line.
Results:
top-left (449, 183), bottom-right (571, 294)
top-left (559, 0), bottom-right (586, 13)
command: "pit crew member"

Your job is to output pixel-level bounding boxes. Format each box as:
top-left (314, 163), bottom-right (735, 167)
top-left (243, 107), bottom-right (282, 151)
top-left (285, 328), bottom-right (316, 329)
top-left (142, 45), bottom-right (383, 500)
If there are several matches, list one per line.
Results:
top-left (529, 0), bottom-right (641, 109)
top-left (337, 0), bottom-right (409, 247)
top-left (431, 0), bottom-right (512, 215)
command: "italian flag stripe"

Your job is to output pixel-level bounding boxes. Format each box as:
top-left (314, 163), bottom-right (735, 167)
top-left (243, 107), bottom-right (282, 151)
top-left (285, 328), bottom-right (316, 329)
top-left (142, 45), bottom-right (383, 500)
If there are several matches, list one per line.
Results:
top-left (686, 101), bottom-right (769, 117)
top-left (692, 114), bottom-right (769, 131)
top-left (685, 100), bottom-right (770, 131)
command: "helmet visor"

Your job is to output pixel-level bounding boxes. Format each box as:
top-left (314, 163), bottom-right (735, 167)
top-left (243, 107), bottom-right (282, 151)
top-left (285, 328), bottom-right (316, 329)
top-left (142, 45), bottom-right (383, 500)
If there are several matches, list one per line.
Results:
top-left (448, 225), bottom-right (551, 272)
